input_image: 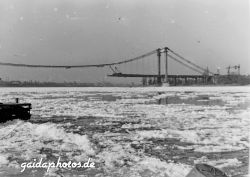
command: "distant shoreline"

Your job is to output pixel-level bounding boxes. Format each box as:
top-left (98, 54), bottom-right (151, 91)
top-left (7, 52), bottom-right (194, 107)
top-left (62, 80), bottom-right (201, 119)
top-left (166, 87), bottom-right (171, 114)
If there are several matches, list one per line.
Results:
top-left (0, 84), bottom-right (249, 88)
top-left (0, 74), bottom-right (249, 87)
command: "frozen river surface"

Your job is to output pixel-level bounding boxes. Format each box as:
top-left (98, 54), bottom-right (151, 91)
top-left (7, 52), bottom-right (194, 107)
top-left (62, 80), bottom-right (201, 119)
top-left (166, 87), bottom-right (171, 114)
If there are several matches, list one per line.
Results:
top-left (0, 86), bottom-right (249, 177)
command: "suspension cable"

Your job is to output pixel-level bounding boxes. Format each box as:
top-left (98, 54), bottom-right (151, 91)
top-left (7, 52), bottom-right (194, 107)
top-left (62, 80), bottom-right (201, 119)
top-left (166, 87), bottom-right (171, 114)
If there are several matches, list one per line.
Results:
top-left (167, 48), bottom-right (214, 75)
top-left (0, 50), bottom-right (157, 69)
top-left (168, 54), bottom-right (204, 74)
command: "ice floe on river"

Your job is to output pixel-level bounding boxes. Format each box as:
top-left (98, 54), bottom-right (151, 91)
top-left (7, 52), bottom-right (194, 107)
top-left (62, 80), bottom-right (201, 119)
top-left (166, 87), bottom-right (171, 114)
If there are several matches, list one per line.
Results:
top-left (0, 86), bottom-right (249, 176)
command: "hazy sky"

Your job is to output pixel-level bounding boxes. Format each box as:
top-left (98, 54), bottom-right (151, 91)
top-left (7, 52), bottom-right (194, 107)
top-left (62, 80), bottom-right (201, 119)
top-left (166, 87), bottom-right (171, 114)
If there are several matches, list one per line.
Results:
top-left (0, 0), bottom-right (249, 83)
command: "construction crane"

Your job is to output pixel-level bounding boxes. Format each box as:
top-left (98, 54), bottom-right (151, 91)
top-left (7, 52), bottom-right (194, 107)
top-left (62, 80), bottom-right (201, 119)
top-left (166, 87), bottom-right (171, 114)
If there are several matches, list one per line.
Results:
top-left (226, 65), bottom-right (240, 75)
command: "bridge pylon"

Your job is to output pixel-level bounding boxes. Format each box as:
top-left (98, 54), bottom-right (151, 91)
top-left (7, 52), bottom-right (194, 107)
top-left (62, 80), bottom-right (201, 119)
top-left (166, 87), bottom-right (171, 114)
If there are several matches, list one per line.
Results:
top-left (164, 47), bottom-right (169, 84)
top-left (157, 48), bottom-right (162, 85)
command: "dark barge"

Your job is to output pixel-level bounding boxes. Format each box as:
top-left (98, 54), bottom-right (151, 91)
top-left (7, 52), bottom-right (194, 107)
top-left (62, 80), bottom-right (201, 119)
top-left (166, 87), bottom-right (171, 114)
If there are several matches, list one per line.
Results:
top-left (0, 98), bottom-right (31, 123)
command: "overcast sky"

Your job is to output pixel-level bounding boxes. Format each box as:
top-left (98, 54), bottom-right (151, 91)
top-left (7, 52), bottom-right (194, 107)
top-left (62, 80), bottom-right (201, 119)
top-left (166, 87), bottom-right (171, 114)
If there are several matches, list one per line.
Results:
top-left (0, 0), bottom-right (249, 83)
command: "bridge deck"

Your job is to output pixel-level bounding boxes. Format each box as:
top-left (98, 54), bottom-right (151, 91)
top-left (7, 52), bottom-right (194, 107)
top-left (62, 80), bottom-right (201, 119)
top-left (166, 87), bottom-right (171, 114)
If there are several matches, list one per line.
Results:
top-left (108, 73), bottom-right (212, 78)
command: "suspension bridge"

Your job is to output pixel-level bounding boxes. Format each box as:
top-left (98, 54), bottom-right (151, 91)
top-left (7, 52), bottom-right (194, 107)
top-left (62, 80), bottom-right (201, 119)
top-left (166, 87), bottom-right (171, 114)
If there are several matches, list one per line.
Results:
top-left (0, 47), bottom-right (215, 86)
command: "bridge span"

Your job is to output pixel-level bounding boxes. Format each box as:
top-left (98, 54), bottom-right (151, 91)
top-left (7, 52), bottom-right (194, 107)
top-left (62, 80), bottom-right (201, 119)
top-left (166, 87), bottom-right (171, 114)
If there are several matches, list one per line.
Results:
top-left (109, 73), bottom-right (214, 85)
top-left (107, 47), bottom-right (215, 86)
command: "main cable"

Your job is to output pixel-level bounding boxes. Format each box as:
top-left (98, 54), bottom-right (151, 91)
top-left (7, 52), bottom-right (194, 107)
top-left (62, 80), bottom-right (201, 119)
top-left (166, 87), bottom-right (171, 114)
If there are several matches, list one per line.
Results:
top-left (0, 50), bottom-right (157, 69)
top-left (168, 54), bottom-right (204, 74)
top-left (167, 48), bottom-right (214, 75)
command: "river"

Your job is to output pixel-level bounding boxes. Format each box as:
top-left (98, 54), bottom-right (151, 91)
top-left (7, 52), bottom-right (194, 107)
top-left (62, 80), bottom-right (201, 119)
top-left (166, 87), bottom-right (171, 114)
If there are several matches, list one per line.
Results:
top-left (0, 86), bottom-right (249, 177)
